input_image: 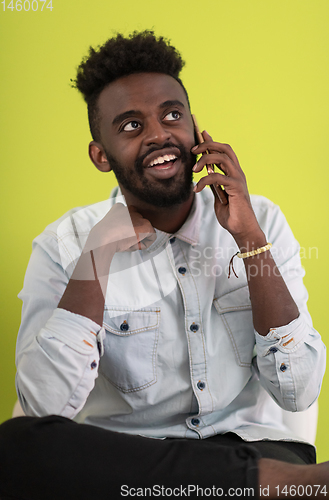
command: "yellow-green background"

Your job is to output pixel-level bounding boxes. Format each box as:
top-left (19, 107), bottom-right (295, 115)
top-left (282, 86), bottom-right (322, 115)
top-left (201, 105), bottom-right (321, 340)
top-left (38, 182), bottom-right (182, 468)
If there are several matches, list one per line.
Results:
top-left (1, 0), bottom-right (328, 460)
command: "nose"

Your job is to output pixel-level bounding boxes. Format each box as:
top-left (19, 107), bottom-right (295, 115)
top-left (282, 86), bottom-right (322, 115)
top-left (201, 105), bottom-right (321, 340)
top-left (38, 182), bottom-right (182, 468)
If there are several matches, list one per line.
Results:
top-left (143, 119), bottom-right (171, 147)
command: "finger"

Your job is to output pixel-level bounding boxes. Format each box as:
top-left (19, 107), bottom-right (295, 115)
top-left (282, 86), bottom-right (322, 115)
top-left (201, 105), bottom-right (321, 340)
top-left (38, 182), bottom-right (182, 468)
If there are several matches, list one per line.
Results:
top-left (194, 172), bottom-right (235, 193)
top-left (193, 153), bottom-right (233, 175)
top-left (194, 173), bottom-right (230, 204)
top-left (192, 141), bottom-right (239, 167)
top-left (203, 136), bottom-right (239, 165)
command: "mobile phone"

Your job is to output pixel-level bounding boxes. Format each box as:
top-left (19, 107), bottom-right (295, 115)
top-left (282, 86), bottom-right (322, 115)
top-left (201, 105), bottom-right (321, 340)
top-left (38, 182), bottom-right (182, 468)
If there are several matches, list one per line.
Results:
top-left (192, 114), bottom-right (228, 205)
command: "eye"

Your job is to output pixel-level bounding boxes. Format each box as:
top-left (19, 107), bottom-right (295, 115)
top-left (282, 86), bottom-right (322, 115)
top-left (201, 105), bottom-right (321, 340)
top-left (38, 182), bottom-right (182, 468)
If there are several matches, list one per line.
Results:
top-left (164, 110), bottom-right (181, 121)
top-left (123, 121), bottom-right (141, 132)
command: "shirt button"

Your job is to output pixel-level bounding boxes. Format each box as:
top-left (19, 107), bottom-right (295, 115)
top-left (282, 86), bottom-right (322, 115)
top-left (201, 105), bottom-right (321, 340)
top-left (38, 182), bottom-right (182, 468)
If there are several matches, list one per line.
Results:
top-left (191, 418), bottom-right (200, 426)
top-left (190, 323), bottom-right (199, 332)
top-left (269, 347), bottom-right (278, 353)
top-left (91, 361), bottom-right (97, 370)
top-left (178, 266), bottom-right (187, 275)
top-left (120, 321), bottom-right (129, 331)
top-left (280, 363), bottom-right (287, 372)
top-left (169, 237), bottom-right (176, 244)
top-left (197, 381), bottom-right (206, 390)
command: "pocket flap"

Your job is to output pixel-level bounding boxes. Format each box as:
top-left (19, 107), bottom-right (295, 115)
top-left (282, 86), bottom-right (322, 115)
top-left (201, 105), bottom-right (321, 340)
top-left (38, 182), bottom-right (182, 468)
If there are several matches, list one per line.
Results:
top-left (214, 286), bottom-right (251, 314)
top-left (103, 308), bottom-right (160, 336)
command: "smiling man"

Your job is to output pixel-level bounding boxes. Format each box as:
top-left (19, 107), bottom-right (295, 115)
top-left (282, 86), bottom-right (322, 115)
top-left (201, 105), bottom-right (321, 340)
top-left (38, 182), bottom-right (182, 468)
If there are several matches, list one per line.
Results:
top-left (89, 72), bottom-right (196, 232)
top-left (0, 31), bottom-right (328, 500)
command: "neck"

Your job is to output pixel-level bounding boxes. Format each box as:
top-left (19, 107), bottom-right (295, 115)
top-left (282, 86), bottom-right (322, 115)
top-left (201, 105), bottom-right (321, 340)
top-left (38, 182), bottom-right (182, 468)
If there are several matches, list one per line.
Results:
top-left (120, 187), bottom-right (195, 234)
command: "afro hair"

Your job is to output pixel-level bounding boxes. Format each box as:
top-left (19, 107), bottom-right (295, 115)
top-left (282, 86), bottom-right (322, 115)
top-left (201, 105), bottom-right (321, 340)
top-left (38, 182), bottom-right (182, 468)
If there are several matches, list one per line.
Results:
top-left (72, 30), bottom-right (188, 141)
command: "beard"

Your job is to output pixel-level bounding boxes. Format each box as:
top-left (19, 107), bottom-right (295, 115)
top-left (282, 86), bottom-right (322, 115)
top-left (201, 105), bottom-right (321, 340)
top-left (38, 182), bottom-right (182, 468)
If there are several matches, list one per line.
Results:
top-left (104, 142), bottom-right (194, 208)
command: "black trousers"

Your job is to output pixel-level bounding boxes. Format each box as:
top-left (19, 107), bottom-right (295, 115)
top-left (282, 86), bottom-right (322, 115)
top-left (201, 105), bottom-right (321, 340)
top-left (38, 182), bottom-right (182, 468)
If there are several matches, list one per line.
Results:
top-left (0, 416), bottom-right (316, 500)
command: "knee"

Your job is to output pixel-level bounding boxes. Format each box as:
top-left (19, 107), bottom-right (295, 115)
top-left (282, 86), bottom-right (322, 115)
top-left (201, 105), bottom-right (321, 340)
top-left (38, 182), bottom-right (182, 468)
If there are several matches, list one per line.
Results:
top-left (0, 415), bottom-right (72, 452)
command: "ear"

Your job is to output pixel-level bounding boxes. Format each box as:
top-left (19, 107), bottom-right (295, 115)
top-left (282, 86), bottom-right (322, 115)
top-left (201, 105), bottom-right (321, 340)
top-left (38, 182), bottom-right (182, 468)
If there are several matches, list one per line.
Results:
top-left (89, 141), bottom-right (112, 172)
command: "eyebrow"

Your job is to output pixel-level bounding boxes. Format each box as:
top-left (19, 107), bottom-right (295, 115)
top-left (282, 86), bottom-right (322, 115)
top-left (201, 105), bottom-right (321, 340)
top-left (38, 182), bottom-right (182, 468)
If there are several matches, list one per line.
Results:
top-left (112, 110), bottom-right (142, 126)
top-left (112, 100), bottom-right (186, 126)
top-left (159, 100), bottom-right (186, 110)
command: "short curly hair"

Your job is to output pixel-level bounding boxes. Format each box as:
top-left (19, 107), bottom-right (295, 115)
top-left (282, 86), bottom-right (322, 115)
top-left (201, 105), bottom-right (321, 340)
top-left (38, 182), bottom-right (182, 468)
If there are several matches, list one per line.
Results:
top-left (73, 30), bottom-right (188, 142)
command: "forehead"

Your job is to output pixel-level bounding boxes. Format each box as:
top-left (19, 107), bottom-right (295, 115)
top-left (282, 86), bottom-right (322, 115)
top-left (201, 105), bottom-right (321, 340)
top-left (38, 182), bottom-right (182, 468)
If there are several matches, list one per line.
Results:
top-left (97, 73), bottom-right (189, 122)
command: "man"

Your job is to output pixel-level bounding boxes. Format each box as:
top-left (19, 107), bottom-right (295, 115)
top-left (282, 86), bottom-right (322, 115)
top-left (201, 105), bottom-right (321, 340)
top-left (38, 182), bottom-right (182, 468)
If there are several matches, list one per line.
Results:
top-left (0, 30), bottom-right (327, 499)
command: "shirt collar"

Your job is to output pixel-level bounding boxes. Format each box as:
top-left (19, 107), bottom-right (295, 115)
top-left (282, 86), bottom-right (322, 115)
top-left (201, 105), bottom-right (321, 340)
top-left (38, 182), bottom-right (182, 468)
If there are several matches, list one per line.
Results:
top-left (173, 192), bottom-right (201, 246)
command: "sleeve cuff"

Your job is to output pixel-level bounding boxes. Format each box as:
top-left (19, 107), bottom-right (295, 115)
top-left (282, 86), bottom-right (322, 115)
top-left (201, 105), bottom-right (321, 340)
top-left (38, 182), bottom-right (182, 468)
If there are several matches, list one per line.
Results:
top-left (255, 315), bottom-right (307, 357)
top-left (39, 307), bottom-right (105, 356)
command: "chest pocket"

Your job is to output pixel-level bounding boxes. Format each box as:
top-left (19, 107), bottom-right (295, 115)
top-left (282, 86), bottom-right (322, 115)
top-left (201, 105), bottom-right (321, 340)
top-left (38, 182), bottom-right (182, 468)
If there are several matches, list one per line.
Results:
top-left (213, 286), bottom-right (254, 367)
top-left (100, 308), bottom-right (160, 393)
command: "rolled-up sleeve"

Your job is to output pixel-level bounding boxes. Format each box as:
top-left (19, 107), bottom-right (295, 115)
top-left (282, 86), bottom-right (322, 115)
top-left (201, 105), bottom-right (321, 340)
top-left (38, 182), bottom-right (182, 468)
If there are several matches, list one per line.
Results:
top-left (255, 316), bottom-right (326, 411)
top-left (253, 199), bottom-right (326, 411)
top-left (17, 309), bottom-right (105, 418)
top-left (16, 222), bottom-right (105, 418)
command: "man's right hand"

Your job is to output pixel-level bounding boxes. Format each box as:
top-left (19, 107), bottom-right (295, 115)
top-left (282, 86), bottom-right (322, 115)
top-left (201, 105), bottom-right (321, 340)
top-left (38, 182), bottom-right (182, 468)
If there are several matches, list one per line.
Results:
top-left (83, 203), bottom-right (156, 255)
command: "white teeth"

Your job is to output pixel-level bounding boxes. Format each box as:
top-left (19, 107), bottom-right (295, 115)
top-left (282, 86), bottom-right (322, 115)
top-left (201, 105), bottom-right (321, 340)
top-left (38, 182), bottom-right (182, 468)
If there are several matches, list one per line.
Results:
top-left (149, 154), bottom-right (177, 167)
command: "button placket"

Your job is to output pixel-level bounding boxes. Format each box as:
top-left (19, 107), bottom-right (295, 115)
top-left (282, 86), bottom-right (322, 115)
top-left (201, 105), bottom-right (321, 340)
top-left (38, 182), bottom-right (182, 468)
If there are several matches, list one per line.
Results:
top-left (166, 239), bottom-right (213, 419)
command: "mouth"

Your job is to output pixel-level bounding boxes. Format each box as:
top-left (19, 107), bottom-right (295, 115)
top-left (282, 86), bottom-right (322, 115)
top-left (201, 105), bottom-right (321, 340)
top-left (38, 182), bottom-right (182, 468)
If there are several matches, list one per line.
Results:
top-left (147, 154), bottom-right (177, 170)
top-left (143, 147), bottom-right (181, 169)
top-left (143, 149), bottom-right (181, 179)
top-left (147, 153), bottom-right (178, 170)
top-left (146, 157), bottom-right (181, 179)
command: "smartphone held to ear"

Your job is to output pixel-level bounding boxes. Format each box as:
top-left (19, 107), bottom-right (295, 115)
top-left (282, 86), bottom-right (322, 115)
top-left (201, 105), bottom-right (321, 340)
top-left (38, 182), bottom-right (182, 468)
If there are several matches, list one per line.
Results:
top-left (192, 115), bottom-right (228, 205)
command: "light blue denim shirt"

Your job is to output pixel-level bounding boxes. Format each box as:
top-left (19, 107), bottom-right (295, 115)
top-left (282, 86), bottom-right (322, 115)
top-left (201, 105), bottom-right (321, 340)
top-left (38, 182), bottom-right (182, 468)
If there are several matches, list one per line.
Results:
top-left (16, 188), bottom-right (326, 442)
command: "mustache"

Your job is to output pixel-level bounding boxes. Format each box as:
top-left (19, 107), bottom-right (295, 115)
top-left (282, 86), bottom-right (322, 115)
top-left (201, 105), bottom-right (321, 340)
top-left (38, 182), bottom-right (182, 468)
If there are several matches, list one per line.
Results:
top-left (135, 142), bottom-right (189, 174)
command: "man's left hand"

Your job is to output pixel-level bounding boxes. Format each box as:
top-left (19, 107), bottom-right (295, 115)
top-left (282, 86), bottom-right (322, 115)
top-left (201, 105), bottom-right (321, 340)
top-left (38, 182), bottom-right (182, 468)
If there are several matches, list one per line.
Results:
top-left (192, 131), bottom-right (262, 244)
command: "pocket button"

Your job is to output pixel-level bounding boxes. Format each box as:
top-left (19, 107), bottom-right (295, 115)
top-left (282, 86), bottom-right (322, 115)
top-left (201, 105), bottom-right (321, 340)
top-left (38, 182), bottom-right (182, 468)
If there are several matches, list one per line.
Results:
top-left (120, 321), bottom-right (129, 331)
